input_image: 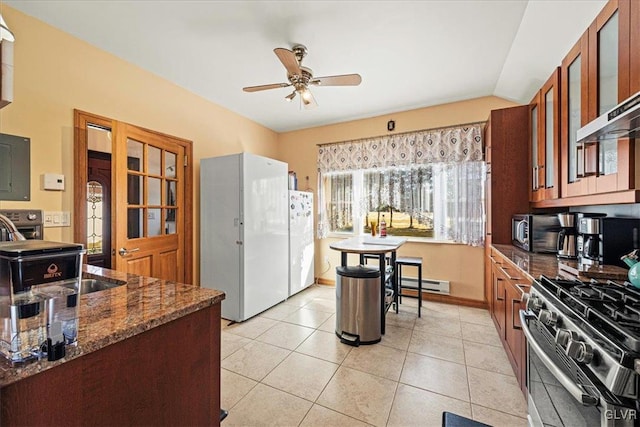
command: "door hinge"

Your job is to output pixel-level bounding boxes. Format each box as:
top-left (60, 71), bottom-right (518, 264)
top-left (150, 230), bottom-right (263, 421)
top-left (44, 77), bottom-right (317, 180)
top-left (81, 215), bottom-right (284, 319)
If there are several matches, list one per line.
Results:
top-left (184, 155), bottom-right (188, 167)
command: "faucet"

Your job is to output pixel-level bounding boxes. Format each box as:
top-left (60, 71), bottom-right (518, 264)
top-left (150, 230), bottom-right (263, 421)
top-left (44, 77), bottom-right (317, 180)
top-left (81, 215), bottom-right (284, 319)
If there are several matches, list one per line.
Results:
top-left (0, 214), bottom-right (26, 241)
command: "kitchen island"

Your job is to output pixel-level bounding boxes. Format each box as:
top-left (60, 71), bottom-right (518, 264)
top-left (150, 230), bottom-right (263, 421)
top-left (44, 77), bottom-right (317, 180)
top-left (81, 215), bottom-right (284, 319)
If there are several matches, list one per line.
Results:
top-left (0, 265), bottom-right (225, 426)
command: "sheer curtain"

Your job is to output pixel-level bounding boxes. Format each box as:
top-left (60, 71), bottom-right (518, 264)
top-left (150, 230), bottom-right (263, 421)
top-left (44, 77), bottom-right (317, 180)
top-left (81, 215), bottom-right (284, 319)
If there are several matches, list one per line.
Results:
top-left (432, 161), bottom-right (486, 246)
top-left (317, 123), bottom-right (486, 246)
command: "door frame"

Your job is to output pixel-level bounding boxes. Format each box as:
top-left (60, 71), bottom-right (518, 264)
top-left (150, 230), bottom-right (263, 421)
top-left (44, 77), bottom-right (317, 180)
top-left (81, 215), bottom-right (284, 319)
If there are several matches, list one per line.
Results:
top-left (73, 109), bottom-right (194, 284)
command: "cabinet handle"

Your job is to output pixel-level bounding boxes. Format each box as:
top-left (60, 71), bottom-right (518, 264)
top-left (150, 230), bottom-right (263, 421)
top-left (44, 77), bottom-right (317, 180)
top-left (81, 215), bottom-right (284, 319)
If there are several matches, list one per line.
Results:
top-left (512, 299), bottom-right (522, 330)
top-left (500, 266), bottom-right (521, 281)
top-left (495, 278), bottom-right (505, 301)
top-left (515, 283), bottom-right (530, 298)
top-left (576, 142), bottom-right (584, 178)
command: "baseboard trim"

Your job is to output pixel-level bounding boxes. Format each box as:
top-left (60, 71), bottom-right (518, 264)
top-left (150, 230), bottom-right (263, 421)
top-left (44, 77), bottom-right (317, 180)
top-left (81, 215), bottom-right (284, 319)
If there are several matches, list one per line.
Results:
top-left (314, 278), bottom-right (487, 309)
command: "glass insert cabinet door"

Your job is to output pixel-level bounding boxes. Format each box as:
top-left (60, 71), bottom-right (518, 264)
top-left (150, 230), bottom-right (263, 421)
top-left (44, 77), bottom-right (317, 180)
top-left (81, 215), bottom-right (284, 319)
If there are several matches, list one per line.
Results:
top-left (597, 10), bottom-right (618, 177)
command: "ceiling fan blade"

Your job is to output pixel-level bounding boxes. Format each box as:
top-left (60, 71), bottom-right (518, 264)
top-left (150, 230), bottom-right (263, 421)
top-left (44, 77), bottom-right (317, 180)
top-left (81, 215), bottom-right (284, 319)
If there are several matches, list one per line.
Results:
top-left (312, 74), bottom-right (362, 86)
top-left (274, 48), bottom-right (301, 76)
top-left (243, 82), bottom-right (290, 93)
top-left (301, 89), bottom-right (318, 110)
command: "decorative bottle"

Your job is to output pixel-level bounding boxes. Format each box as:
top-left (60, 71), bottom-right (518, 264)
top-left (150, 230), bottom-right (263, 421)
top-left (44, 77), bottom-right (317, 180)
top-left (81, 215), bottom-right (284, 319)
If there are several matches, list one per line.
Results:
top-left (380, 215), bottom-right (387, 238)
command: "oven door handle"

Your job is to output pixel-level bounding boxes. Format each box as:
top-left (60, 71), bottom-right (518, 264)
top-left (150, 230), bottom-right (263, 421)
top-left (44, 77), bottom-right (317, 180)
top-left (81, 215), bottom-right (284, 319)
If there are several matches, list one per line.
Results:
top-left (519, 310), bottom-right (599, 407)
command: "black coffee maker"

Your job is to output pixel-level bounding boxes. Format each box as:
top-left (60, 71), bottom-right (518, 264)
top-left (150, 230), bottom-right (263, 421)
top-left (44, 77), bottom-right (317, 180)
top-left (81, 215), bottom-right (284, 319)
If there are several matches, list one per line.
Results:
top-left (577, 217), bottom-right (600, 265)
top-left (556, 213), bottom-right (577, 259)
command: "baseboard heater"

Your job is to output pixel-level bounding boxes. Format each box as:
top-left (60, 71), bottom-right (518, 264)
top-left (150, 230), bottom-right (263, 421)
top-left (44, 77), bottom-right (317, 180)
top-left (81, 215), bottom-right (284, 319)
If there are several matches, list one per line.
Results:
top-left (400, 277), bottom-right (450, 295)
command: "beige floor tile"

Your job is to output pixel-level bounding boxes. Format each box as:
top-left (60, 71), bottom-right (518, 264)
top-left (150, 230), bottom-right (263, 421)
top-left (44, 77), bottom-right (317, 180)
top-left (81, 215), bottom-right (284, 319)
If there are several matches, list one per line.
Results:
top-left (317, 366), bottom-right (397, 427)
top-left (300, 404), bottom-right (370, 427)
top-left (342, 344), bottom-right (406, 381)
top-left (413, 315), bottom-right (462, 338)
top-left (385, 310), bottom-right (417, 330)
top-left (317, 313), bottom-right (336, 333)
top-left (220, 368), bottom-right (257, 410)
top-left (224, 316), bottom-right (278, 339)
top-left (388, 383), bottom-right (471, 427)
top-left (259, 302), bottom-right (302, 321)
top-left (461, 322), bottom-right (503, 347)
top-left (283, 307), bottom-right (333, 328)
top-left (380, 324), bottom-right (412, 350)
top-left (285, 289), bottom-right (319, 307)
top-left (458, 306), bottom-right (493, 326)
top-left (311, 285), bottom-right (336, 300)
top-left (423, 301), bottom-right (460, 319)
top-left (408, 329), bottom-right (465, 364)
top-left (255, 321), bottom-right (315, 350)
top-left (222, 383), bottom-right (312, 427)
top-left (464, 341), bottom-right (515, 376)
top-left (303, 297), bottom-right (336, 313)
top-left (221, 340), bottom-right (290, 381)
top-left (262, 352), bottom-right (339, 401)
top-left (472, 404), bottom-right (528, 427)
top-left (467, 367), bottom-right (528, 417)
top-left (296, 330), bottom-right (352, 364)
top-left (221, 331), bottom-right (251, 360)
top-left (400, 352), bottom-right (469, 402)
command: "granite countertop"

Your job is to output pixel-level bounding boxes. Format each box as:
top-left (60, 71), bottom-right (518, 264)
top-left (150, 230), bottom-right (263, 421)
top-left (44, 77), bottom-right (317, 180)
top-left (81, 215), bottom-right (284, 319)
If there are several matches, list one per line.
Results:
top-left (0, 265), bottom-right (225, 387)
top-left (492, 243), bottom-right (630, 283)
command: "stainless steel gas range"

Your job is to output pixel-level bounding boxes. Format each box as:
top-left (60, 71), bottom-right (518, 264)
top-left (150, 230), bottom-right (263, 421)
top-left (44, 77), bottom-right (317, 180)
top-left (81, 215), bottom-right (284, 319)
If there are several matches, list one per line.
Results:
top-left (520, 275), bottom-right (640, 426)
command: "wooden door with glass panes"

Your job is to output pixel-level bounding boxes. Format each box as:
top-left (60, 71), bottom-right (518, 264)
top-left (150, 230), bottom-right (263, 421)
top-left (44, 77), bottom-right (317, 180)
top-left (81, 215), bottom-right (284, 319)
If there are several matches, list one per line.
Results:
top-left (113, 123), bottom-right (186, 282)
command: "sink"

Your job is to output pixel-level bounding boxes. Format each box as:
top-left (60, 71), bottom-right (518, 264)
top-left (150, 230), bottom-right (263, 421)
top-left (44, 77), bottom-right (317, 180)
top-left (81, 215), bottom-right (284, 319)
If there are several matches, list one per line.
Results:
top-left (79, 278), bottom-right (125, 294)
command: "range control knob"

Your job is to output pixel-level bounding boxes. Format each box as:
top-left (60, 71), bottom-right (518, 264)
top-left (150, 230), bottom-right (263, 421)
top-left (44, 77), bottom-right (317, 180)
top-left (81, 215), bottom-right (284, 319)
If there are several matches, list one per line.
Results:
top-left (526, 295), bottom-right (543, 312)
top-left (538, 309), bottom-right (559, 326)
top-left (555, 329), bottom-right (578, 347)
top-left (566, 339), bottom-right (594, 364)
top-left (27, 212), bottom-right (37, 221)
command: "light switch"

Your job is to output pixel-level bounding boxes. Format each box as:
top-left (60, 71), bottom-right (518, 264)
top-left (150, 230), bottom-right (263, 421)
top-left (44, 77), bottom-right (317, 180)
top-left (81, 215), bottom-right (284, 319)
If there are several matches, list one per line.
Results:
top-left (44, 211), bottom-right (71, 227)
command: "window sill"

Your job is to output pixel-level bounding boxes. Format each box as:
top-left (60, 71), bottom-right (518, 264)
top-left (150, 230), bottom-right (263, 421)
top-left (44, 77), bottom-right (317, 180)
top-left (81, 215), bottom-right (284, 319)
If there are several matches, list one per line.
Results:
top-left (323, 233), bottom-right (461, 245)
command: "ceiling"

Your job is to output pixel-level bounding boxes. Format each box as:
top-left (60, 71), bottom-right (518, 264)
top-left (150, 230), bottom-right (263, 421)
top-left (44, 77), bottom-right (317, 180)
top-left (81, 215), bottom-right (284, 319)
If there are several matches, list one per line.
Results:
top-left (4, 0), bottom-right (607, 133)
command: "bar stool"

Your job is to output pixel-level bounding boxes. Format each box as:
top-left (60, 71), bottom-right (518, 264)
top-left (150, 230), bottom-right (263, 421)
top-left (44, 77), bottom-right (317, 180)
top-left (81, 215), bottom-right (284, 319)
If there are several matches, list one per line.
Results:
top-left (395, 256), bottom-right (423, 317)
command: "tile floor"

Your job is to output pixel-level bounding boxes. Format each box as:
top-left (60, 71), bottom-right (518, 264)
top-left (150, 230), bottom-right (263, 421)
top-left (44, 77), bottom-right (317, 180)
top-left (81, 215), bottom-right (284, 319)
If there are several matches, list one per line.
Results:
top-left (220, 285), bottom-right (528, 427)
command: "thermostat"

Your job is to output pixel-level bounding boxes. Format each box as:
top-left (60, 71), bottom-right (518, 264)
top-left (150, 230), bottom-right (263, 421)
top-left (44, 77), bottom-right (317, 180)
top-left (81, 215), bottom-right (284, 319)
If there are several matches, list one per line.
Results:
top-left (43, 173), bottom-right (65, 191)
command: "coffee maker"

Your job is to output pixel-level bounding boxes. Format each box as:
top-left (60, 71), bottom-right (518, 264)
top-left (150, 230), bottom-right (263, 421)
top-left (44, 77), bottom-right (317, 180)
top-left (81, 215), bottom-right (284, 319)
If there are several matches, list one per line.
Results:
top-left (556, 213), bottom-right (578, 259)
top-left (578, 216), bottom-right (640, 268)
top-left (577, 217), bottom-right (600, 266)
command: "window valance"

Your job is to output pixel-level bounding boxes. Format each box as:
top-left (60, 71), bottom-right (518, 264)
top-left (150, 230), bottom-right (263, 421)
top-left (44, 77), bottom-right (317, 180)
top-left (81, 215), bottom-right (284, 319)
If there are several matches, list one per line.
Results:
top-left (317, 123), bottom-right (484, 173)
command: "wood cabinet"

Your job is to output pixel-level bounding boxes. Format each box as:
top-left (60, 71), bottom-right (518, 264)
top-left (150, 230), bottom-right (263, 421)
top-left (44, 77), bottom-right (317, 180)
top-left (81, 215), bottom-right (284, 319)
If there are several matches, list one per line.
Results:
top-left (1, 304), bottom-right (222, 426)
top-left (483, 106), bottom-right (530, 305)
top-left (556, 0), bottom-right (639, 205)
top-left (487, 246), bottom-right (531, 395)
top-left (530, 68), bottom-right (561, 204)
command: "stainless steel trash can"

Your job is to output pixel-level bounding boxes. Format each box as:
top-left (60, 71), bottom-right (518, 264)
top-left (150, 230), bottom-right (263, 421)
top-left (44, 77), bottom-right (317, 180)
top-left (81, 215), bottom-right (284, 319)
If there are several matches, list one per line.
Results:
top-left (335, 265), bottom-right (381, 346)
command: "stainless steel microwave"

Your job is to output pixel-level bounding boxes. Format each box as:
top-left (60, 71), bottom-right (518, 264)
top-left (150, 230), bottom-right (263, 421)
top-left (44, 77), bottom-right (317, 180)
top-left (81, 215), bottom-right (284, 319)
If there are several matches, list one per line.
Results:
top-left (511, 214), bottom-right (560, 253)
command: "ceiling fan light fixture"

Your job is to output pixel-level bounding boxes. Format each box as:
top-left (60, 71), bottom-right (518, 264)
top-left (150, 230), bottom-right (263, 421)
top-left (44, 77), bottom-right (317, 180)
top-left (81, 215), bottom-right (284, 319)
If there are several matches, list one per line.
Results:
top-left (285, 91), bottom-right (296, 102)
top-left (300, 89), bottom-right (313, 103)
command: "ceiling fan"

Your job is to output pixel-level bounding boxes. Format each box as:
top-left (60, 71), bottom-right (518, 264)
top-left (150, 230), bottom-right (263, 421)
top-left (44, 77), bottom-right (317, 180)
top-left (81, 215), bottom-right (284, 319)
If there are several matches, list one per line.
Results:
top-left (242, 44), bottom-right (362, 109)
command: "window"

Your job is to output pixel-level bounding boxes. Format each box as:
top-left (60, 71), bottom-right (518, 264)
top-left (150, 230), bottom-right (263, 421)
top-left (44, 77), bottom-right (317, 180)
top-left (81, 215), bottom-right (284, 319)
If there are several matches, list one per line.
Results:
top-left (324, 165), bottom-right (435, 238)
top-left (317, 123), bottom-right (486, 245)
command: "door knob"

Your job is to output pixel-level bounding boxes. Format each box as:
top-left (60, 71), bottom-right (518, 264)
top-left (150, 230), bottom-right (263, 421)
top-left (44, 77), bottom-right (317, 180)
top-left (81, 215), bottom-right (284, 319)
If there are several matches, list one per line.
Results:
top-left (119, 247), bottom-right (140, 257)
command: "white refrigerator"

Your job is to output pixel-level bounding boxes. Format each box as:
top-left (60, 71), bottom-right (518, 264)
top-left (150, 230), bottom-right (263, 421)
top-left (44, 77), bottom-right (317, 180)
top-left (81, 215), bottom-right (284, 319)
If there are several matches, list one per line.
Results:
top-left (200, 153), bottom-right (289, 322)
top-left (289, 191), bottom-right (314, 296)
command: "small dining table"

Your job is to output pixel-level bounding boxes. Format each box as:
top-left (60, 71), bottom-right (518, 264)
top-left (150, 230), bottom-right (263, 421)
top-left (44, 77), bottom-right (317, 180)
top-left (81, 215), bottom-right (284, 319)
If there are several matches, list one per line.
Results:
top-left (329, 236), bottom-right (407, 334)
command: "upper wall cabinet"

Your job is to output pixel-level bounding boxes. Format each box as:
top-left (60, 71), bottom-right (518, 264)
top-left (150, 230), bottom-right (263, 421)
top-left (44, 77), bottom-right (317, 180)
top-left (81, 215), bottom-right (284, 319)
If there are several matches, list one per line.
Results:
top-left (557, 0), bottom-right (638, 205)
top-left (530, 68), bottom-right (560, 204)
top-left (561, 32), bottom-right (590, 198)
